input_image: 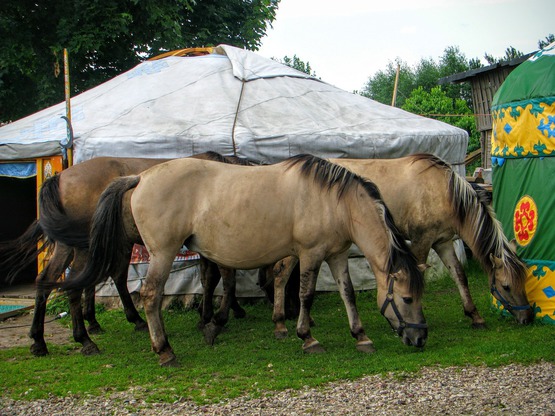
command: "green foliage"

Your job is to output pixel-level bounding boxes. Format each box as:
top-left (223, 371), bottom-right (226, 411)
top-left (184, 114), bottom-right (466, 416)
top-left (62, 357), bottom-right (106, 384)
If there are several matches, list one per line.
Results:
top-left (360, 46), bottom-right (476, 109)
top-left (1, 259), bottom-right (553, 406)
top-left (401, 86), bottom-right (480, 153)
top-left (0, 0), bottom-right (280, 122)
top-left (360, 59), bottom-right (416, 107)
top-left (484, 46), bottom-right (524, 65)
top-left (538, 34), bottom-right (555, 50)
top-left (274, 55), bottom-right (317, 77)
top-left (44, 291), bottom-right (106, 316)
top-left (44, 292), bottom-right (71, 316)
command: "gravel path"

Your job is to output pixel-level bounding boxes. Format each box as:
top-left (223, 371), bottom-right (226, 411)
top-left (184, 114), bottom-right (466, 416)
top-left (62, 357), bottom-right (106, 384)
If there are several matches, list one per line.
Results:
top-left (2, 361), bottom-right (554, 415)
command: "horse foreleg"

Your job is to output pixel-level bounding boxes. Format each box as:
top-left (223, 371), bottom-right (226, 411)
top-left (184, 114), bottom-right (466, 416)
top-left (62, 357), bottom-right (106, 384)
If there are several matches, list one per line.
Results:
top-left (433, 240), bottom-right (486, 328)
top-left (327, 252), bottom-right (375, 353)
top-left (296, 257), bottom-right (324, 353)
top-left (203, 266), bottom-right (237, 345)
top-left (141, 257), bottom-right (177, 366)
top-left (30, 243), bottom-right (72, 357)
top-left (198, 257), bottom-right (219, 330)
top-left (272, 256), bottom-right (299, 339)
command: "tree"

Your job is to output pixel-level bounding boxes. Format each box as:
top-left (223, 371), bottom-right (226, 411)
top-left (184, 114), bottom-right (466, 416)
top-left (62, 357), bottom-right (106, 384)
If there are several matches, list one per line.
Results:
top-left (402, 86), bottom-right (480, 161)
top-left (539, 34), bottom-right (555, 49)
top-left (484, 46), bottom-right (524, 65)
top-left (0, 0), bottom-right (279, 122)
top-left (360, 59), bottom-right (415, 107)
top-left (274, 55), bottom-right (317, 77)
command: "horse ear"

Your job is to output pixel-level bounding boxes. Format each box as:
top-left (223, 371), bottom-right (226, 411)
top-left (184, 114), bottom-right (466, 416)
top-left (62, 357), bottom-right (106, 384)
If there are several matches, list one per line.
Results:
top-left (509, 239), bottom-right (518, 253)
top-left (418, 264), bottom-right (430, 273)
top-left (489, 253), bottom-right (503, 269)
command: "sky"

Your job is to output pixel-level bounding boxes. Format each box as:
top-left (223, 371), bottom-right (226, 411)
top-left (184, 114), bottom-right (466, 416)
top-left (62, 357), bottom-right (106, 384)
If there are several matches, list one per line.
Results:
top-left (258, 0), bottom-right (555, 92)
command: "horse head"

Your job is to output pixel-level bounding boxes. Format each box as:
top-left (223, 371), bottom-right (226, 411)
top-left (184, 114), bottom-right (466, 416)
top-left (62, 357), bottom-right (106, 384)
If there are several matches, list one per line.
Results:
top-left (489, 242), bottom-right (534, 324)
top-left (378, 265), bottom-right (428, 348)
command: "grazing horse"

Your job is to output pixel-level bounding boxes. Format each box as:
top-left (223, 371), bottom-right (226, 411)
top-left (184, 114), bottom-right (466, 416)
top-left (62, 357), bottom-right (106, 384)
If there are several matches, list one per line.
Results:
top-left (258, 154), bottom-right (533, 338)
top-left (0, 152), bottom-right (246, 357)
top-left (59, 155), bottom-right (427, 366)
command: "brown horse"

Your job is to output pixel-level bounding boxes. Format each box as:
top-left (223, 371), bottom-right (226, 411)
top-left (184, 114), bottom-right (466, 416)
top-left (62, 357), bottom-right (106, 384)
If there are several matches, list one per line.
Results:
top-left (258, 154), bottom-right (533, 338)
top-left (0, 152), bottom-right (246, 357)
top-left (59, 155), bottom-right (427, 366)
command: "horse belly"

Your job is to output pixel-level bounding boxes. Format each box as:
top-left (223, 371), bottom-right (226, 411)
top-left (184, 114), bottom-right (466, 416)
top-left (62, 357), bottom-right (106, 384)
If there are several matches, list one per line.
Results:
top-left (187, 223), bottom-right (295, 270)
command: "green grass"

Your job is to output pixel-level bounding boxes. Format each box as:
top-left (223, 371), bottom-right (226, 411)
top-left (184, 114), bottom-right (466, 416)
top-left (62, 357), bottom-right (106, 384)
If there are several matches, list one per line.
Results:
top-left (1, 259), bottom-right (553, 405)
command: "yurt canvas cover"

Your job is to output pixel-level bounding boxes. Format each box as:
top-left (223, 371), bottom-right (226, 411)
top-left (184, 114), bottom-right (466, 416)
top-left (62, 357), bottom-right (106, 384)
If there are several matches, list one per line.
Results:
top-left (491, 41), bottom-right (555, 323)
top-left (0, 45), bottom-right (468, 298)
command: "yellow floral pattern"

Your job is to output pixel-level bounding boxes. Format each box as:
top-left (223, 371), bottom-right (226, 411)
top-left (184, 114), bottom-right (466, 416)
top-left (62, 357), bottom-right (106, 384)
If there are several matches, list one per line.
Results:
top-left (492, 99), bottom-right (555, 158)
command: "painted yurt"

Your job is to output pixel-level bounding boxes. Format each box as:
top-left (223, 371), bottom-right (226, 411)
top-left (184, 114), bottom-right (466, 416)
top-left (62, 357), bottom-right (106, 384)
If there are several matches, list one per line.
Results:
top-left (491, 41), bottom-right (555, 324)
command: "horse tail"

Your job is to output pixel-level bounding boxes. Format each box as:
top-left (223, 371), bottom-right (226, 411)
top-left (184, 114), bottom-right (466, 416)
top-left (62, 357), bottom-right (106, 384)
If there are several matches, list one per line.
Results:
top-left (39, 174), bottom-right (89, 249)
top-left (57, 175), bottom-right (141, 292)
top-left (0, 219), bottom-right (50, 284)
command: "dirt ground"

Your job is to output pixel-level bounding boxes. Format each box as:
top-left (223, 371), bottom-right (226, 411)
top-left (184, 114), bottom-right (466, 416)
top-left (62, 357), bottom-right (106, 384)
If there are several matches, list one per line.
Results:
top-left (0, 311), bottom-right (72, 350)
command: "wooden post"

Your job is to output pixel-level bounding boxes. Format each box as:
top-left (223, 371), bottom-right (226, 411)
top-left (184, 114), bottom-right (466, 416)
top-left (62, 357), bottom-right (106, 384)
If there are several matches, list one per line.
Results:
top-left (391, 63), bottom-right (400, 107)
top-left (63, 48), bottom-right (73, 168)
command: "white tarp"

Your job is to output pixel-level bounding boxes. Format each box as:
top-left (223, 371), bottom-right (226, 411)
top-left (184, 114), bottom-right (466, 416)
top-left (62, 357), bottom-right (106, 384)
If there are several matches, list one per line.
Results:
top-left (0, 44), bottom-right (468, 297)
top-left (0, 45), bottom-right (468, 166)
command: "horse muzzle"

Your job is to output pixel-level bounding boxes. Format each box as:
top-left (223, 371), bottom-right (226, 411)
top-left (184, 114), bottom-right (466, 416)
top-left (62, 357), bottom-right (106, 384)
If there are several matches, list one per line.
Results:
top-left (380, 279), bottom-right (428, 348)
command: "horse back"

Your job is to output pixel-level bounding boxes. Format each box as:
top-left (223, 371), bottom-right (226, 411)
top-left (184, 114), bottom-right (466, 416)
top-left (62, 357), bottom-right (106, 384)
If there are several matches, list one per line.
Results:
top-left (331, 156), bottom-right (455, 238)
top-left (130, 158), bottom-right (352, 268)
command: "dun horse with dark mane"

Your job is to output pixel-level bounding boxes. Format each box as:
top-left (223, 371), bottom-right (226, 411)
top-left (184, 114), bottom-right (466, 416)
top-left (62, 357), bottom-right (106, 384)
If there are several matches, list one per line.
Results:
top-left (59, 155), bottom-right (427, 366)
top-left (258, 154), bottom-right (532, 339)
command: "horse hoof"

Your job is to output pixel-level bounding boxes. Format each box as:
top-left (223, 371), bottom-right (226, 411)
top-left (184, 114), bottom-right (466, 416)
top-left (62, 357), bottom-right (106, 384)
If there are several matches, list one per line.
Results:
top-left (81, 343), bottom-right (101, 356)
top-left (356, 341), bottom-right (376, 354)
top-left (30, 343), bottom-right (49, 357)
top-left (87, 324), bottom-right (104, 335)
top-left (159, 353), bottom-right (179, 367)
top-left (302, 340), bottom-right (326, 354)
top-left (274, 329), bottom-right (288, 340)
top-left (203, 322), bottom-right (223, 345)
top-left (134, 321), bottom-right (149, 332)
top-left (471, 322), bottom-right (487, 329)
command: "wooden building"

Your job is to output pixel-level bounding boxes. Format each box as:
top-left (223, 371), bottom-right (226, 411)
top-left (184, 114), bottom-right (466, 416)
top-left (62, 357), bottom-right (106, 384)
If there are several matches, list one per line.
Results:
top-left (439, 53), bottom-right (533, 169)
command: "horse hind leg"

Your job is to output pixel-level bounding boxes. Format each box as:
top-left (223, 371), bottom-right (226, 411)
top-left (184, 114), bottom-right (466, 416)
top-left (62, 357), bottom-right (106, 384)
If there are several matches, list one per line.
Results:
top-left (67, 250), bottom-right (101, 355)
top-left (30, 243), bottom-right (72, 356)
top-left (326, 252), bottom-right (375, 354)
top-left (140, 256), bottom-right (177, 366)
top-left (112, 248), bottom-right (147, 332)
top-left (433, 240), bottom-right (486, 328)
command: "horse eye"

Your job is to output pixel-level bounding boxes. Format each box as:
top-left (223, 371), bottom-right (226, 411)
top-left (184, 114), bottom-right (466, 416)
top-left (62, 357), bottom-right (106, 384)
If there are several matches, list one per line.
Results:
top-left (502, 285), bottom-right (511, 292)
top-left (402, 297), bottom-right (413, 304)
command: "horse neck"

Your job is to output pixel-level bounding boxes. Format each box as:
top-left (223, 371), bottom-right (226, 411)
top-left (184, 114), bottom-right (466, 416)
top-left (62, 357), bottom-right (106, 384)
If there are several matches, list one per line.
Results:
top-left (347, 194), bottom-right (392, 279)
top-left (451, 175), bottom-right (507, 277)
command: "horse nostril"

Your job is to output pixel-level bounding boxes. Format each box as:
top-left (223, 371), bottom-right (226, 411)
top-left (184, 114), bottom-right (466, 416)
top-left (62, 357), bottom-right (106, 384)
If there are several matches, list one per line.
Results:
top-left (414, 337), bottom-right (426, 348)
top-left (521, 317), bottom-right (533, 325)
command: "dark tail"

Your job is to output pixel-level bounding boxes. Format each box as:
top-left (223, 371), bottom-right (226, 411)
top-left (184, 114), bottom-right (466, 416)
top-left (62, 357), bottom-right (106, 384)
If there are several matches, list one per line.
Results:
top-left (39, 174), bottom-right (89, 249)
top-left (0, 220), bottom-right (49, 284)
top-left (56, 175), bottom-right (141, 292)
